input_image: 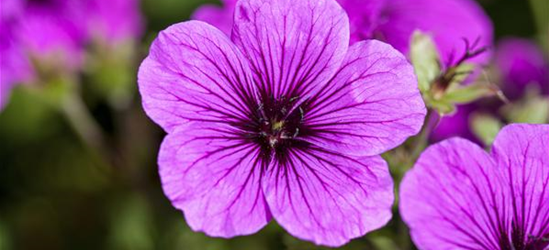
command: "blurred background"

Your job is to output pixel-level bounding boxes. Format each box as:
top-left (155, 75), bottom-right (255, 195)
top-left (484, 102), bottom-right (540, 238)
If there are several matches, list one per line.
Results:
top-left (0, 0), bottom-right (547, 249)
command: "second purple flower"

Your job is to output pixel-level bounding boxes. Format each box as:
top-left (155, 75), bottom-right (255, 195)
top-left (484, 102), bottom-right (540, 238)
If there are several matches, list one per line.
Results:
top-left (139, 0), bottom-right (426, 246)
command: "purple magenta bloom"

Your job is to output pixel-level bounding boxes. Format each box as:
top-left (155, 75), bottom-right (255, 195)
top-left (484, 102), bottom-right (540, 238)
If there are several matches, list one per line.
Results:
top-left (400, 124), bottom-right (549, 250)
top-left (0, 0), bottom-right (28, 109)
top-left (430, 104), bottom-right (477, 142)
top-left (193, 0), bottom-right (493, 65)
top-left (16, 2), bottom-right (86, 70)
top-left (139, 0), bottom-right (425, 246)
top-left (85, 0), bottom-right (143, 45)
top-left (496, 38), bottom-right (549, 100)
top-left (341, 0), bottom-right (493, 65)
top-left (192, 0), bottom-right (236, 36)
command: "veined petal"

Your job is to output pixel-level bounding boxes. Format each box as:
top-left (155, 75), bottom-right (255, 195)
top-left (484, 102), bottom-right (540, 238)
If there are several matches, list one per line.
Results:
top-left (138, 21), bottom-right (257, 133)
top-left (232, 0), bottom-right (349, 100)
top-left (492, 124), bottom-right (549, 244)
top-left (263, 150), bottom-right (393, 247)
top-left (304, 40), bottom-right (425, 156)
top-left (400, 138), bottom-right (506, 250)
top-left (159, 122), bottom-right (271, 237)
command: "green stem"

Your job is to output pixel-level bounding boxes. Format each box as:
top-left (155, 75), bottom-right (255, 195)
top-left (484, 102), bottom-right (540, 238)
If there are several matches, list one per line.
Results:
top-left (410, 108), bottom-right (436, 160)
top-left (61, 91), bottom-right (111, 169)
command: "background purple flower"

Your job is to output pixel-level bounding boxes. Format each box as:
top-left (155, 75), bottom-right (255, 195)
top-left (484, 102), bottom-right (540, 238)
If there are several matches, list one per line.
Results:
top-left (345, 0), bottom-right (493, 65)
top-left (139, 0), bottom-right (425, 246)
top-left (0, 0), bottom-right (29, 109)
top-left (430, 38), bottom-right (548, 142)
top-left (85, 0), bottom-right (144, 45)
top-left (193, 0), bottom-right (493, 66)
top-left (192, 0), bottom-right (236, 35)
top-left (496, 38), bottom-right (549, 100)
top-left (16, 2), bottom-right (87, 71)
top-left (429, 104), bottom-right (477, 142)
top-left (400, 124), bottom-right (549, 249)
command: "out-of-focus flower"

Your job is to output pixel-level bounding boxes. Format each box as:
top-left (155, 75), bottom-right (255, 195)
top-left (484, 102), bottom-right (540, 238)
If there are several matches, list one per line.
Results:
top-left (139, 0), bottom-right (425, 246)
top-left (192, 0), bottom-right (236, 35)
top-left (496, 38), bottom-right (549, 100)
top-left (430, 38), bottom-right (549, 142)
top-left (85, 0), bottom-right (143, 46)
top-left (342, 0), bottom-right (493, 65)
top-left (0, 0), bottom-right (144, 110)
top-left (16, 1), bottom-right (87, 72)
top-left (429, 105), bottom-right (476, 142)
top-left (400, 124), bottom-right (549, 250)
top-left (0, 0), bottom-right (29, 109)
top-left (193, 0), bottom-right (493, 66)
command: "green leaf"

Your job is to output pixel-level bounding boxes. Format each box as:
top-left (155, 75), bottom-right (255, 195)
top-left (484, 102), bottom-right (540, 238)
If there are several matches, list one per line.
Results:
top-left (502, 95), bottom-right (549, 123)
top-left (471, 113), bottom-right (503, 146)
top-left (424, 94), bottom-right (456, 115)
top-left (443, 83), bottom-right (497, 104)
top-left (410, 30), bottom-right (441, 92)
top-left (445, 63), bottom-right (475, 90)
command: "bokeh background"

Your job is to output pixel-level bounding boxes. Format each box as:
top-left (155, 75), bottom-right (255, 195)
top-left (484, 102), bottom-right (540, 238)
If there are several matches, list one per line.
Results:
top-left (0, 0), bottom-right (547, 249)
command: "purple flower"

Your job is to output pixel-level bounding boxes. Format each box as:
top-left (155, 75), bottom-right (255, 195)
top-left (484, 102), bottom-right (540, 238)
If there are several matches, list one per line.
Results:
top-left (85, 0), bottom-right (143, 45)
top-left (139, 0), bottom-right (425, 246)
top-left (193, 0), bottom-right (493, 65)
top-left (0, 0), bottom-right (29, 109)
top-left (400, 124), bottom-right (549, 249)
top-left (16, 2), bottom-right (86, 70)
top-left (192, 0), bottom-right (236, 36)
top-left (341, 0), bottom-right (493, 65)
top-left (430, 105), bottom-right (477, 142)
top-left (496, 38), bottom-right (549, 100)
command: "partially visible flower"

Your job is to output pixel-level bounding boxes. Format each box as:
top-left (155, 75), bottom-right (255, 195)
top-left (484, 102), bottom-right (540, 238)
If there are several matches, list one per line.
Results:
top-left (85, 0), bottom-right (144, 46)
top-left (0, 0), bottom-right (29, 109)
top-left (192, 0), bottom-right (236, 35)
top-left (342, 0), bottom-right (493, 65)
top-left (430, 38), bottom-right (549, 142)
top-left (16, 1), bottom-right (87, 72)
top-left (193, 0), bottom-right (493, 66)
top-left (430, 104), bottom-right (476, 142)
top-left (496, 38), bottom-right (549, 100)
top-left (401, 124), bottom-right (549, 250)
top-left (139, 0), bottom-right (425, 246)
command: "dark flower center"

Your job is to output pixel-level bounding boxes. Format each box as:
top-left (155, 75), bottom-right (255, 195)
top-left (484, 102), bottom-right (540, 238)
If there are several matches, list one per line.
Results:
top-left (27, 0), bottom-right (56, 5)
top-left (499, 224), bottom-right (549, 250)
top-left (248, 96), bottom-right (311, 164)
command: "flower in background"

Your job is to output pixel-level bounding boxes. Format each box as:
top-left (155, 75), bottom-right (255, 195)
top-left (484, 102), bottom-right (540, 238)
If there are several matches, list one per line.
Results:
top-left (0, 0), bottom-right (144, 110)
top-left (0, 0), bottom-right (29, 109)
top-left (429, 104), bottom-right (476, 142)
top-left (85, 0), bottom-right (143, 46)
top-left (430, 38), bottom-right (549, 142)
top-left (400, 124), bottom-right (549, 250)
top-left (496, 38), bottom-right (549, 100)
top-left (192, 0), bottom-right (236, 35)
top-left (139, 0), bottom-right (425, 246)
top-left (340, 0), bottom-right (493, 65)
top-left (1, 0), bottom-right (86, 90)
top-left (16, 1), bottom-right (87, 72)
top-left (193, 0), bottom-right (493, 66)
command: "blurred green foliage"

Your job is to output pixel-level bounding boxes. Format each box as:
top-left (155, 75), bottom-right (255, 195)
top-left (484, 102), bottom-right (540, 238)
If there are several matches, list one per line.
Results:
top-left (0, 0), bottom-right (544, 249)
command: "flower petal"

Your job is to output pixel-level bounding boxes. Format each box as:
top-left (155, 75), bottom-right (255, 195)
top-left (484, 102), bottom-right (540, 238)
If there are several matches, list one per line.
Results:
top-left (138, 21), bottom-right (257, 132)
top-left (232, 0), bottom-right (349, 100)
top-left (263, 149), bottom-right (393, 247)
top-left (400, 138), bottom-right (506, 250)
top-left (491, 124), bottom-right (549, 241)
top-left (159, 122), bottom-right (271, 237)
top-left (304, 40), bottom-right (426, 156)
